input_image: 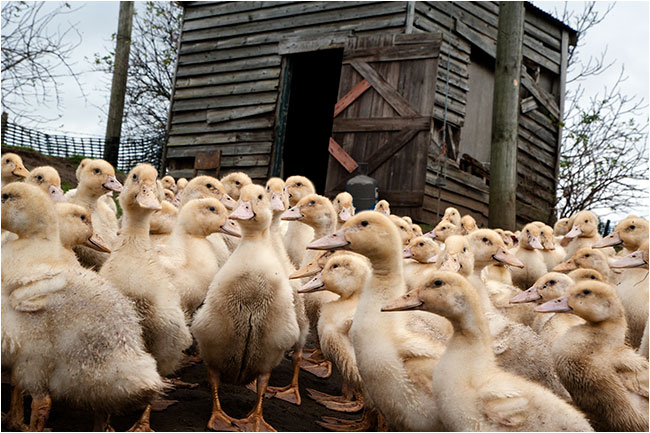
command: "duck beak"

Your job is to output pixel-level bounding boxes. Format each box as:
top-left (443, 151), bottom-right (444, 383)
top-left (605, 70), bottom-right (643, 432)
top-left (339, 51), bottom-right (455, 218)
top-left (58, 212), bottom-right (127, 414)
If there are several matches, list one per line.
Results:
top-left (592, 231), bottom-right (622, 248)
top-left (136, 183), bottom-right (161, 210)
top-left (307, 227), bottom-right (350, 250)
top-left (542, 239), bottom-right (555, 250)
top-left (290, 261), bottom-right (322, 279)
top-left (339, 206), bottom-right (353, 222)
top-left (270, 193), bottom-right (285, 212)
top-left (221, 194), bottom-right (237, 210)
top-left (298, 273), bottom-right (325, 293)
top-left (510, 285), bottom-right (541, 304)
top-left (423, 230), bottom-right (437, 239)
top-left (85, 233), bottom-right (112, 253)
top-left (553, 259), bottom-right (576, 272)
top-left (48, 185), bottom-right (65, 202)
top-left (219, 219), bottom-right (241, 238)
top-left (493, 247), bottom-right (524, 268)
top-left (610, 250), bottom-right (648, 269)
top-left (281, 205), bottom-right (303, 221)
top-left (529, 236), bottom-right (543, 250)
top-left (402, 246), bottom-right (414, 259)
top-left (12, 166), bottom-right (29, 178)
top-left (440, 253), bottom-right (461, 272)
top-left (534, 295), bottom-right (572, 313)
top-left (229, 200), bottom-right (254, 220)
top-left (103, 175), bottom-right (123, 192)
top-left (564, 224), bottom-right (583, 240)
top-left (381, 288), bottom-right (424, 312)
top-left (380, 208), bottom-right (390, 216)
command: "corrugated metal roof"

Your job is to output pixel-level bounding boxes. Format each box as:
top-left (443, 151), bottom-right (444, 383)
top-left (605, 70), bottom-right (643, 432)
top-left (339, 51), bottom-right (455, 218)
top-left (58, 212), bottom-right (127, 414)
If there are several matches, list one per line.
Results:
top-left (526, 1), bottom-right (578, 45)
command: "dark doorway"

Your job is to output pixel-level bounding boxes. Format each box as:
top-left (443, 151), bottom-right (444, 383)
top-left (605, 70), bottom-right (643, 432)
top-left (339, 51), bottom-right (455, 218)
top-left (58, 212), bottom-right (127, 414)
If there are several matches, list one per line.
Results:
top-left (280, 49), bottom-right (343, 194)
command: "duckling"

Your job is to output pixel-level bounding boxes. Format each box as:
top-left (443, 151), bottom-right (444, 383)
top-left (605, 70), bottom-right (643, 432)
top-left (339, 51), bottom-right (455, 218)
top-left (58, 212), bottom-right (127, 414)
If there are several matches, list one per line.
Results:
top-left (383, 271), bottom-right (593, 432)
top-left (282, 175), bottom-right (316, 269)
top-left (1, 152), bottom-right (29, 185)
top-left (561, 210), bottom-right (607, 258)
top-left (536, 280), bottom-right (649, 431)
top-left (510, 272), bottom-right (586, 346)
top-left (424, 220), bottom-right (458, 243)
top-left (308, 211), bottom-right (449, 431)
top-left (192, 184), bottom-right (299, 432)
top-left (553, 216), bottom-right (574, 237)
top-left (533, 221), bottom-right (566, 271)
top-left (610, 241), bottom-right (649, 349)
top-left (459, 214), bottom-right (477, 235)
top-left (221, 171), bottom-right (252, 200)
top-left (56, 202), bottom-right (112, 259)
top-left (158, 198), bottom-right (240, 319)
top-left (1, 182), bottom-right (165, 432)
top-left (163, 187), bottom-right (175, 202)
top-left (161, 175), bottom-right (176, 192)
top-left (99, 164), bottom-right (192, 431)
top-left (332, 191), bottom-right (355, 229)
top-left (65, 159), bottom-right (117, 216)
top-left (441, 206), bottom-right (461, 227)
top-left (567, 267), bottom-right (606, 282)
top-left (593, 216), bottom-right (648, 254)
top-left (554, 247), bottom-right (617, 283)
top-left (389, 214), bottom-right (414, 246)
top-left (176, 177), bottom-right (188, 191)
top-left (403, 236), bottom-right (440, 290)
top-left (411, 222), bottom-right (423, 237)
top-left (69, 159), bottom-right (123, 270)
top-left (510, 222), bottom-right (547, 290)
top-left (480, 262), bottom-right (536, 327)
top-left (149, 200), bottom-right (179, 249)
top-left (25, 166), bottom-right (65, 202)
top-left (373, 199), bottom-right (390, 216)
top-left (493, 228), bottom-right (514, 249)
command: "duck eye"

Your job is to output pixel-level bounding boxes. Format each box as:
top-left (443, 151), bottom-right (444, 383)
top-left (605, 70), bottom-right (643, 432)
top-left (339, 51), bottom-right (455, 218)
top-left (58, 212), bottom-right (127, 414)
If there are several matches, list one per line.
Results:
top-left (80, 215), bottom-right (86, 221)
top-left (582, 289), bottom-right (591, 295)
top-left (132, 174), bottom-right (137, 180)
top-left (2, 193), bottom-right (9, 201)
top-left (584, 254), bottom-right (590, 258)
top-left (434, 280), bottom-right (443, 287)
top-left (549, 280), bottom-right (556, 285)
top-left (209, 206), bottom-right (215, 212)
top-left (630, 225), bottom-right (636, 230)
top-left (206, 183), bottom-right (213, 189)
top-left (37, 175), bottom-right (43, 181)
top-left (419, 242), bottom-right (424, 247)
top-left (310, 200), bottom-right (315, 205)
top-left (463, 247), bottom-right (467, 252)
top-left (332, 264), bottom-right (339, 269)
top-left (361, 220), bottom-right (368, 227)
top-left (94, 169), bottom-right (101, 175)
top-left (482, 237), bottom-right (488, 242)
top-left (590, 275), bottom-right (596, 279)
top-left (235, 180), bottom-right (240, 185)
top-left (266, 185), bottom-right (270, 191)
top-left (297, 182), bottom-right (302, 187)
top-left (584, 220), bottom-right (588, 223)
top-left (441, 227), bottom-right (446, 230)
top-left (258, 194), bottom-right (263, 200)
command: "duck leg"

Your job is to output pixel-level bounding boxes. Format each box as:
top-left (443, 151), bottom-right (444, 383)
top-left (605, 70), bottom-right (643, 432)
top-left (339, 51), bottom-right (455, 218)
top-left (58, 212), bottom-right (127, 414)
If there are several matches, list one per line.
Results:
top-left (27, 394), bottom-right (51, 432)
top-left (307, 385), bottom-right (364, 413)
top-left (266, 348), bottom-right (302, 405)
top-left (299, 358), bottom-right (332, 378)
top-left (232, 373), bottom-right (276, 432)
top-left (206, 367), bottom-right (238, 432)
top-left (126, 404), bottom-right (154, 432)
top-left (2, 381), bottom-right (27, 431)
top-left (318, 408), bottom-right (386, 432)
top-left (93, 413), bottom-right (115, 432)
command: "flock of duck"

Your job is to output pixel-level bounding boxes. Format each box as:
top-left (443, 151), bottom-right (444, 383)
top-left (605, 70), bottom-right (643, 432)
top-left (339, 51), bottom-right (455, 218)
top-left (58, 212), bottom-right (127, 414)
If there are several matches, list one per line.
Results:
top-left (1, 151), bottom-right (648, 432)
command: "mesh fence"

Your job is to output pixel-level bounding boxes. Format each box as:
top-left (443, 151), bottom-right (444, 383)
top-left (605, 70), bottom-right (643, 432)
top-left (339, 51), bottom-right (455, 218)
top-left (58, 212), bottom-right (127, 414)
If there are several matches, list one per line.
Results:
top-left (1, 121), bottom-right (164, 172)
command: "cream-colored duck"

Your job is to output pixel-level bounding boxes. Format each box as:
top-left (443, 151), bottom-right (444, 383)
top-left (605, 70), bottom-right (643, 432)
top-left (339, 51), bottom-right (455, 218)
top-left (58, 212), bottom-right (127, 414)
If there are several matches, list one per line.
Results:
top-left (161, 174), bottom-right (176, 192)
top-left (553, 216), bottom-right (574, 237)
top-left (510, 222), bottom-right (547, 290)
top-left (68, 159), bottom-right (123, 269)
top-left (158, 198), bottom-right (240, 319)
top-left (533, 221), bottom-right (566, 270)
top-left (308, 211), bottom-right (448, 431)
top-left (149, 200), bottom-right (179, 249)
top-left (25, 166), bottom-right (65, 202)
top-left (65, 158), bottom-right (117, 215)
top-left (493, 228), bottom-right (514, 249)
top-left (221, 171), bottom-right (252, 200)
top-left (459, 214), bottom-right (477, 235)
top-left (1, 182), bottom-right (165, 432)
top-left (466, 229), bottom-right (570, 399)
top-left (610, 240), bottom-right (649, 349)
top-left (536, 280), bottom-right (649, 431)
top-left (441, 206), bottom-right (461, 227)
top-left (1, 152), bottom-right (29, 186)
top-left (510, 272), bottom-right (586, 346)
top-left (410, 221), bottom-right (423, 237)
top-left (424, 219), bottom-right (458, 244)
top-left (332, 191), bottom-right (355, 230)
top-left (389, 214), bottom-right (414, 246)
top-left (567, 267), bottom-right (606, 282)
top-left (162, 187), bottom-right (174, 202)
top-left (99, 164), bottom-right (192, 431)
top-left (283, 175), bottom-right (316, 268)
top-left (56, 202), bottom-right (112, 260)
top-left (561, 210), bottom-right (607, 258)
top-left (403, 235), bottom-right (440, 290)
top-left (593, 215), bottom-right (648, 255)
top-left (554, 247), bottom-right (617, 283)
top-left (192, 184), bottom-right (299, 432)
top-left (373, 199), bottom-right (390, 216)
top-left (383, 271), bottom-right (593, 432)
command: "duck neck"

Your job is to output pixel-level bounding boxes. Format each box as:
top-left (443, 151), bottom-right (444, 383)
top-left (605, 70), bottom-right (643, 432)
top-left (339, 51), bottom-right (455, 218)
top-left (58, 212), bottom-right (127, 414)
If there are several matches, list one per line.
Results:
top-left (590, 317), bottom-right (628, 345)
top-left (447, 309), bottom-right (493, 358)
top-left (120, 209), bottom-right (153, 242)
top-left (310, 213), bottom-right (336, 239)
top-left (241, 223), bottom-right (271, 242)
top-left (485, 263), bottom-right (513, 284)
top-left (75, 183), bottom-right (104, 209)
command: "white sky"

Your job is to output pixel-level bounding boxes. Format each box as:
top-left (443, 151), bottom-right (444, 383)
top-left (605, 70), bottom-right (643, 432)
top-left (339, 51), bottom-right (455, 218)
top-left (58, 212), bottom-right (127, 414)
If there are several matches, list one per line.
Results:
top-left (2, 0), bottom-right (649, 221)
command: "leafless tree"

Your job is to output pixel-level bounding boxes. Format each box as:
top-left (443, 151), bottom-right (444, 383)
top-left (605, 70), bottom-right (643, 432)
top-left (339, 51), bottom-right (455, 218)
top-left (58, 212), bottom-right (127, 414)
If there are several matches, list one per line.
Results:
top-left (93, 1), bottom-right (182, 137)
top-left (1, 1), bottom-right (84, 123)
top-left (551, 2), bottom-right (648, 218)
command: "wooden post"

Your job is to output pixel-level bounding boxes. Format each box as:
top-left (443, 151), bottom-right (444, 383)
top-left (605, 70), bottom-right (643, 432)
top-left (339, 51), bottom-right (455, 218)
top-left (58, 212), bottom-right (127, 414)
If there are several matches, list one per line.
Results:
top-left (488, 1), bottom-right (524, 230)
top-left (103, 1), bottom-right (134, 167)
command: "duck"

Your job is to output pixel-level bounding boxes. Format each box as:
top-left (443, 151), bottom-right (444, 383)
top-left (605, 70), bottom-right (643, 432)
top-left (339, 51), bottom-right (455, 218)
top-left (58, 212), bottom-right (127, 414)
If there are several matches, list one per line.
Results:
top-left (373, 199), bottom-right (390, 216)
top-left (553, 247), bottom-right (617, 283)
top-left (162, 187), bottom-right (175, 202)
top-left (510, 272), bottom-right (586, 346)
top-left (560, 210), bottom-right (608, 258)
top-left (536, 280), bottom-right (649, 431)
top-left (403, 235), bottom-right (440, 290)
top-left (553, 216), bottom-right (574, 237)
top-left (283, 175), bottom-right (316, 268)
top-left (493, 228), bottom-right (514, 249)
top-left (411, 221), bottom-right (423, 237)
top-left (567, 267), bottom-right (606, 282)
top-left (459, 214), bottom-right (477, 235)
top-left (510, 222), bottom-right (548, 290)
top-left (389, 214), bottom-right (414, 246)
top-left (55, 202), bottom-right (112, 260)
top-left (441, 206), bottom-right (461, 227)
top-left (68, 159), bottom-right (123, 270)
top-left (308, 211), bottom-right (448, 431)
top-left (592, 216), bottom-right (648, 255)
top-left (332, 191), bottom-right (355, 229)
top-left (221, 171), bottom-right (252, 200)
top-left (149, 200), bottom-right (179, 249)
top-left (158, 198), bottom-right (240, 319)
top-left (424, 219), bottom-right (459, 244)
top-left (1, 182), bottom-right (165, 432)
top-left (99, 164), bottom-right (192, 431)
top-left (65, 159), bottom-right (118, 215)
top-left (192, 184), bottom-right (299, 432)
top-left (161, 175), bottom-right (176, 192)
top-left (383, 271), bottom-right (593, 432)
top-left (25, 166), bottom-right (65, 202)
top-left (1, 152), bottom-right (29, 186)
top-left (533, 221), bottom-right (566, 271)
top-left (609, 240), bottom-right (649, 349)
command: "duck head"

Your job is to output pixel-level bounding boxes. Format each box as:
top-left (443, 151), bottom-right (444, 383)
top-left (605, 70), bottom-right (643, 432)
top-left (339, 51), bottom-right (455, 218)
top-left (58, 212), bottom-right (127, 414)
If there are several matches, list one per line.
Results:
top-left (610, 240), bottom-right (649, 269)
top-left (519, 222), bottom-right (544, 250)
top-left (567, 268), bottom-right (606, 282)
top-left (553, 248), bottom-right (609, 275)
top-left (593, 217), bottom-right (648, 251)
top-left (281, 193), bottom-right (336, 232)
top-left (460, 214), bottom-right (477, 235)
top-left (333, 191), bottom-right (355, 223)
top-left (221, 171), bottom-right (253, 201)
top-left (26, 166), bottom-right (65, 202)
top-left (179, 197), bottom-right (241, 238)
top-left (56, 202), bottom-right (111, 252)
top-left (389, 214), bottom-right (414, 246)
top-left (424, 220), bottom-right (458, 242)
top-left (562, 210), bottom-right (598, 245)
top-left (290, 250), bottom-right (336, 279)
top-left (299, 252), bottom-right (370, 297)
top-left (510, 272), bottom-right (574, 304)
top-left (161, 175), bottom-right (176, 192)
top-left (403, 235), bottom-right (440, 264)
top-left (265, 177), bottom-right (289, 213)
top-left (229, 184), bottom-right (272, 233)
top-left (150, 201), bottom-right (179, 235)
top-left (442, 207), bottom-right (461, 227)
top-left (180, 175), bottom-right (236, 210)
top-left (439, 235), bottom-right (474, 276)
top-left (2, 182), bottom-right (57, 239)
top-left (553, 217), bottom-right (574, 237)
top-left (373, 199), bottom-right (391, 216)
top-left (78, 159), bottom-right (123, 196)
top-left (120, 164), bottom-right (162, 213)
top-left (285, 175), bottom-right (315, 207)
top-left (1, 153), bottom-right (30, 184)
top-left (162, 187), bottom-right (175, 202)
top-left (467, 229), bottom-right (524, 269)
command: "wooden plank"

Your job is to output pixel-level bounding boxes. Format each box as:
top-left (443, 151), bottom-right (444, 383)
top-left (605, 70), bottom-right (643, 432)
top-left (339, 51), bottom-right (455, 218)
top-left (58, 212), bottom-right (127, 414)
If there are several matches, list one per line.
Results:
top-left (412, 6), bottom-right (471, 54)
top-left (379, 190), bottom-right (423, 207)
top-left (554, 29), bottom-right (569, 204)
top-left (222, 154), bottom-right (270, 167)
top-left (350, 61), bottom-right (420, 117)
top-left (342, 43), bottom-right (440, 63)
top-left (170, 166), bottom-right (269, 180)
top-left (178, 43), bottom-right (278, 66)
top-left (332, 117), bottom-right (430, 132)
top-left (278, 32), bottom-right (349, 55)
top-left (175, 55), bottom-right (282, 78)
top-left (517, 136), bottom-right (555, 168)
top-left (328, 138), bottom-right (359, 173)
top-left (169, 117), bottom-right (274, 135)
top-left (167, 131), bottom-right (273, 147)
top-left (333, 79), bottom-right (371, 118)
top-left (519, 114), bottom-right (557, 149)
top-left (171, 111), bottom-right (207, 125)
top-left (517, 122), bottom-right (555, 155)
top-left (175, 68), bottom-right (281, 89)
top-left (521, 70), bottom-right (560, 118)
top-left (526, 108), bottom-right (558, 134)
top-left (183, 2), bottom-right (293, 21)
top-left (207, 104), bottom-right (276, 124)
top-left (166, 142), bottom-right (272, 157)
top-left (521, 96), bottom-right (538, 114)
top-left (172, 93), bottom-right (277, 112)
top-left (405, 1), bottom-right (415, 34)
top-left (174, 80), bottom-right (278, 100)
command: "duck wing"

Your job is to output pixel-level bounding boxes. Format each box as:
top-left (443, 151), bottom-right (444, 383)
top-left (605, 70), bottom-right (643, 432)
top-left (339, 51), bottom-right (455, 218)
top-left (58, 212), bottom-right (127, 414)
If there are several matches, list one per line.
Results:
top-left (9, 271), bottom-right (67, 312)
top-left (481, 389), bottom-right (529, 428)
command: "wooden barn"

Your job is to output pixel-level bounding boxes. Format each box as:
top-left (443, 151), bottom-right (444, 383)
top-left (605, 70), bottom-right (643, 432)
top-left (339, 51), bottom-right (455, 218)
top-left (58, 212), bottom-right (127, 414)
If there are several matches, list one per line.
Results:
top-left (163, 1), bottom-right (576, 227)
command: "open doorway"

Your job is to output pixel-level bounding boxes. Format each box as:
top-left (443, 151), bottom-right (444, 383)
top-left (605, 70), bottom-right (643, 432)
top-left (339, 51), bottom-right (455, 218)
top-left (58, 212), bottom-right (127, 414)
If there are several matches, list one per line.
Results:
top-left (280, 49), bottom-right (343, 194)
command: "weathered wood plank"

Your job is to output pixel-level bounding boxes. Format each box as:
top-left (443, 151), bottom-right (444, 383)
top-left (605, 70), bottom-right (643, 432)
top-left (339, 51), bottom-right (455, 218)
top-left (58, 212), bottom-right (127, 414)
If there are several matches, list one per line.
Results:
top-left (176, 56), bottom-right (282, 78)
top-left (379, 190), bottom-right (423, 207)
top-left (167, 131), bottom-right (273, 147)
top-left (278, 32), bottom-right (349, 55)
top-left (519, 113), bottom-right (557, 149)
top-left (521, 96), bottom-right (539, 114)
top-left (169, 117), bottom-right (274, 135)
top-left (184, 2), bottom-right (295, 21)
top-left (328, 138), bottom-right (359, 173)
top-left (207, 104), bottom-right (276, 124)
top-left (166, 142), bottom-right (272, 156)
top-left (172, 92), bottom-right (277, 112)
top-left (221, 154), bottom-right (270, 167)
top-left (334, 79), bottom-right (371, 118)
top-left (174, 80), bottom-right (278, 100)
top-left (342, 42), bottom-right (440, 64)
top-left (332, 117), bottom-right (430, 132)
top-left (526, 109), bottom-right (559, 134)
top-left (517, 136), bottom-right (555, 168)
top-left (178, 43), bottom-right (278, 66)
top-left (175, 68), bottom-right (281, 89)
top-left (171, 111), bottom-right (206, 125)
top-left (517, 121), bottom-right (556, 155)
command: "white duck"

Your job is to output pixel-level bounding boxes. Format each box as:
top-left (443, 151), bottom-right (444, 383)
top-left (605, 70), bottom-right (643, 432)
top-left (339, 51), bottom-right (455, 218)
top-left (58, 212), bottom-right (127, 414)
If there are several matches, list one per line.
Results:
top-left (510, 222), bottom-right (547, 290)
top-left (25, 166), bottom-right (65, 202)
top-left (332, 191), bottom-right (355, 230)
top-left (283, 175), bottom-right (316, 268)
top-left (1, 152), bottom-right (29, 186)
top-left (221, 171), bottom-right (252, 201)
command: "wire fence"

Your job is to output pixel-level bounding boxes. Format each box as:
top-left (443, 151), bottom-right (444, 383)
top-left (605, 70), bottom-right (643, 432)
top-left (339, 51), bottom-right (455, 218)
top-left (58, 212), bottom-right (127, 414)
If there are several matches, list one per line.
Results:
top-left (1, 120), bottom-right (164, 172)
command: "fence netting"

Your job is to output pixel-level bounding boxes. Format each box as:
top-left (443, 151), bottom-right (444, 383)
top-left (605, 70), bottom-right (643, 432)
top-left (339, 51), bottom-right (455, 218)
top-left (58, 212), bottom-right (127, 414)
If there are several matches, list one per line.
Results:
top-left (1, 121), bottom-right (164, 172)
